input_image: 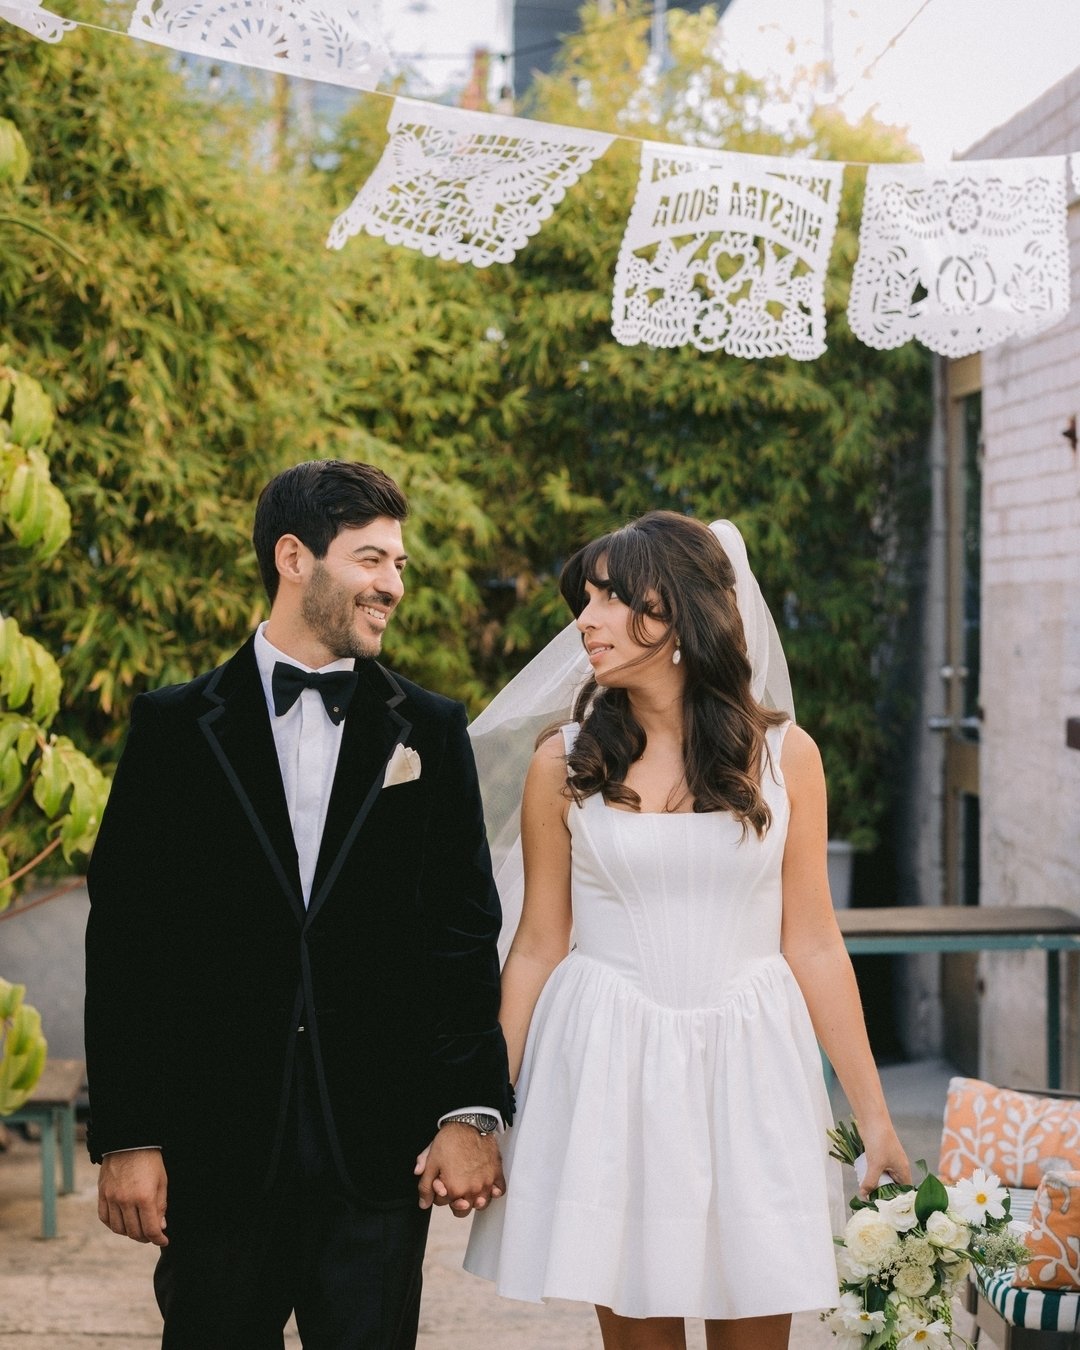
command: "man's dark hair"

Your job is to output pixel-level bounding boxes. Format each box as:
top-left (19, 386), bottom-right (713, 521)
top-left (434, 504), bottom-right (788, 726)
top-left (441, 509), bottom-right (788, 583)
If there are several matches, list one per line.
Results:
top-left (253, 460), bottom-right (409, 602)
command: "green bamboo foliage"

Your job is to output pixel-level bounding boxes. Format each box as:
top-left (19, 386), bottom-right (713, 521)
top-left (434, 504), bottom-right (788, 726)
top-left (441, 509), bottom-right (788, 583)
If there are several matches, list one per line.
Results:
top-left (0, 977), bottom-right (47, 1115)
top-left (0, 17), bottom-right (511, 735)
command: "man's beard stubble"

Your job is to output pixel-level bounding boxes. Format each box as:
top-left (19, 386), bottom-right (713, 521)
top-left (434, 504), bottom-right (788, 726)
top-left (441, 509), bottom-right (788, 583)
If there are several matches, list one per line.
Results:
top-left (301, 562), bottom-right (384, 663)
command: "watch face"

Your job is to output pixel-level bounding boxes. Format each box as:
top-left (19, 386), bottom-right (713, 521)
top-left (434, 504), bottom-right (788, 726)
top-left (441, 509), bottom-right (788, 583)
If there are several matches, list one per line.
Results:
top-left (475, 1114), bottom-right (499, 1134)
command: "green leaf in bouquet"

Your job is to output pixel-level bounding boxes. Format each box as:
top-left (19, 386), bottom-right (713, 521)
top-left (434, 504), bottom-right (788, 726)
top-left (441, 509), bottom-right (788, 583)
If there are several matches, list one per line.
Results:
top-left (826, 1117), bottom-right (865, 1167)
top-left (914, 1170), bottom-right (950, 1223)
top-left (863, 1283), bottom-right (889, 1313)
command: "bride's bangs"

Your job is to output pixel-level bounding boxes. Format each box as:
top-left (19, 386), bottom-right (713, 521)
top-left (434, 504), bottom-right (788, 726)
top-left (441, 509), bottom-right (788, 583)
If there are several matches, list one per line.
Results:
top-left (599, 530), bottom-right (666, 619)
top-left (561, 525), bottom-right (667, 626)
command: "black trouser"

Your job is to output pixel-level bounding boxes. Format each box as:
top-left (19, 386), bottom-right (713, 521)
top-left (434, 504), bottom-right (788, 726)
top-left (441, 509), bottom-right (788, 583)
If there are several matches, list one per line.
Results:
top-left (154, 1032), bottom-right (431, 1350)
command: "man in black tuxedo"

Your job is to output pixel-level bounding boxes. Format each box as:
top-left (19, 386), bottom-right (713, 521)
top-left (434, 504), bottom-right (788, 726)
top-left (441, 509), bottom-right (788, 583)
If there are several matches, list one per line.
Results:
top-left (84, 460), bottom-right (513, 1349)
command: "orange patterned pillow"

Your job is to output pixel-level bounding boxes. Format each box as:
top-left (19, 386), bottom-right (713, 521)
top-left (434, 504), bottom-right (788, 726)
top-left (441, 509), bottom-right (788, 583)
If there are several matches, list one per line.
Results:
top-left (1013, 1170), bottom-right (1080, 1290)
top-left (938, 1078), bottom-right (1080, 1189)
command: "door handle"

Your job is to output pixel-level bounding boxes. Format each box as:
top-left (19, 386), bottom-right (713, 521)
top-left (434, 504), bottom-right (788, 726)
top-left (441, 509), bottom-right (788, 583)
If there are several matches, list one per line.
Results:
top-left (927, 714), bottom-right (981, 734)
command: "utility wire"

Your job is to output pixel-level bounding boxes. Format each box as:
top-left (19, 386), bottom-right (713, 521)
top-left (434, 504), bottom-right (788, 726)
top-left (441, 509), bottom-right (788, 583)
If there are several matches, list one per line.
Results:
top-left (835, 0), bottom-right (936, 103)
top-left (393, 2), bottom-right (662, 65)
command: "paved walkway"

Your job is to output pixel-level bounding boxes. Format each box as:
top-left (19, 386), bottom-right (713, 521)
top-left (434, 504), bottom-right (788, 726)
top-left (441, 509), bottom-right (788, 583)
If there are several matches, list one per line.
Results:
top-left (0, 1060), bottom-right (966, 1349)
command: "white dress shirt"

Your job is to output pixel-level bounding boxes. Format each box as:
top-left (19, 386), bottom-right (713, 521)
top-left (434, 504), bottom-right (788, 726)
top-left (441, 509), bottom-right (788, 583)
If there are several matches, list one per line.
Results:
top-left (253, 622), bottom-right (354, 907)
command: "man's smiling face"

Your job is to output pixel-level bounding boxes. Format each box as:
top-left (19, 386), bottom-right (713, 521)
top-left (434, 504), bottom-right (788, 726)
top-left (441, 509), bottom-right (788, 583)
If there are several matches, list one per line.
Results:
top-left (300, 516), bottom-right (408, 662)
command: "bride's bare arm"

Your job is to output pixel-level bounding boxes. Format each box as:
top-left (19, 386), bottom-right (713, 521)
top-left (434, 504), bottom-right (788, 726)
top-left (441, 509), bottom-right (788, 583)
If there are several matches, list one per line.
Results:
top-left (499, 734), bottom-right (574, 1084)
top-left (779, 725), bottom-right (910, 1195)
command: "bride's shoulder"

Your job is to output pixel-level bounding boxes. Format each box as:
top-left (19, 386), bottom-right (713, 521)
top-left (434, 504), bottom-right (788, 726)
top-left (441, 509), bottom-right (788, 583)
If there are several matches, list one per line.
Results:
top-left (532, 722), bottom-right (577, 771)
top-left (524, 724), bottom-right (576, 821)
top-left (778, 723), bottom-right (825, 792)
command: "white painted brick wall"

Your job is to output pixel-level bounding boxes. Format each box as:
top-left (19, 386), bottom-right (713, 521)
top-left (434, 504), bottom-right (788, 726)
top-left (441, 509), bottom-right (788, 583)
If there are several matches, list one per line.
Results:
top-left (957, 70), bottom-right (1080, 1088)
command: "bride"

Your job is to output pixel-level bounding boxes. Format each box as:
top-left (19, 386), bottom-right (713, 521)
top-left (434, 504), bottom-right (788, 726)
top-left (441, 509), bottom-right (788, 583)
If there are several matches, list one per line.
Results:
top-left (464, 510), bottom-right (909, 1350)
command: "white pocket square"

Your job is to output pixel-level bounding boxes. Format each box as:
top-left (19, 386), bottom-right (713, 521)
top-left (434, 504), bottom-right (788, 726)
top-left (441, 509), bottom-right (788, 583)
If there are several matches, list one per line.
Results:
top-left (383, 743), bottom-right (421, 789)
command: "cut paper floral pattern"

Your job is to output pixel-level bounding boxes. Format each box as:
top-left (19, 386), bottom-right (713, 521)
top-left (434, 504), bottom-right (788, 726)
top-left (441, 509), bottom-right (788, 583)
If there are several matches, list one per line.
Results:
top-left (327, 99), bottom-right (614, 267)
top-left (611, 144), bottom-right (844, 360)
top-left (0, 0), bottom-right (74, 43)
top-left (127, 0), bottom-right (389, 90)
top-left (848, 158), bottom-right (1070, 358)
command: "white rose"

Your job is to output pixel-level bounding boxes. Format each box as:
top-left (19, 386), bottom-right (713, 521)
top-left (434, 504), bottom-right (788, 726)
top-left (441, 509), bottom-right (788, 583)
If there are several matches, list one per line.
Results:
top-left (894, 1264), bottom-right (936, 1297)
top-left (836, 1247), bottom-right (872, 1283)
top-left (876, 1191), bottom-right (920, 1232)
top-left (845, 1208), bottom-right (903, 1270)
top-left (925, 1209), bottom-right (970, 1250)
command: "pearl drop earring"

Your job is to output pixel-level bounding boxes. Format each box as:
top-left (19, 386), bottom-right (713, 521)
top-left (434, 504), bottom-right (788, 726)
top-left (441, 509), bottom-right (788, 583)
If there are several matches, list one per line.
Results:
top-left (672, 637), bottom-right (681, 666)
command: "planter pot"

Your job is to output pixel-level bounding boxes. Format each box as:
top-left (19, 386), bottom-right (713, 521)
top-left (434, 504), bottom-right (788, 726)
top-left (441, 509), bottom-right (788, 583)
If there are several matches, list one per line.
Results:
top-left (827, 839), bottom-right (856, 908)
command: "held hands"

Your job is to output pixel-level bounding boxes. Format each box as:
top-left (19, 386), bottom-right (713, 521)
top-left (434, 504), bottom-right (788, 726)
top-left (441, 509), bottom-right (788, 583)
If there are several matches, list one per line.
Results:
top-left (414, 1123), bottom-right (506, 1217)
top-left (97, 1148), bottom-right (169, 1246)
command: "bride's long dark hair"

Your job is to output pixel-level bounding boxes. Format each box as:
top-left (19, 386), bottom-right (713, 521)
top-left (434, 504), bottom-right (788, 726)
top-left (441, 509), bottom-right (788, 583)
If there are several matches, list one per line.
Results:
top-left (557, 511), bottom-right (788, 836)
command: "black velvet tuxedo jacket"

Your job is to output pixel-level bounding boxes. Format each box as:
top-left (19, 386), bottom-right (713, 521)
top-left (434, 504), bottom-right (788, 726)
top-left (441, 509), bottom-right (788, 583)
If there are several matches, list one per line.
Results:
top-left (84, 636), bottom-right (512, 1203)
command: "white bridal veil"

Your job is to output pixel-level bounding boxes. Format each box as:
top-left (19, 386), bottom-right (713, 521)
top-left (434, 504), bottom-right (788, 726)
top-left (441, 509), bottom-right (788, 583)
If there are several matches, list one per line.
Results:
top-left (467, 519), bottom-right (794, 959)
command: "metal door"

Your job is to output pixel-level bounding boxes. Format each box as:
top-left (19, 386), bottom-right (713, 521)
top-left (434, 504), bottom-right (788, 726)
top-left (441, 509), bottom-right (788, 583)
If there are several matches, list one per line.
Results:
top-left (934, 356), bottom-right (982, 1072)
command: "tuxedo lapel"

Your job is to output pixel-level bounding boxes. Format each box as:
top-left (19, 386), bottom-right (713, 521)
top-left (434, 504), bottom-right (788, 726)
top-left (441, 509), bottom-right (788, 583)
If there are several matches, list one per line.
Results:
top-left (307, 660), bottom-right (411, 924)
top-left (197, 638), bottom-right (305, 925)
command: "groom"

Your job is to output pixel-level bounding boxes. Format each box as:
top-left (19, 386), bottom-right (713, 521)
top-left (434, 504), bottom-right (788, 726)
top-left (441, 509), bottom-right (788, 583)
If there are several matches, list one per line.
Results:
top-left (84, 460), bottom-right (513, 1349)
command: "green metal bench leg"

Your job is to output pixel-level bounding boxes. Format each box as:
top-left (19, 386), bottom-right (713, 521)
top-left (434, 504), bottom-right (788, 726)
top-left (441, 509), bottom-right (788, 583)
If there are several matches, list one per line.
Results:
top-left (57, 1104), bottom-right (75, 1195)
top-left (39, 1112), bottom-right (57, 1239)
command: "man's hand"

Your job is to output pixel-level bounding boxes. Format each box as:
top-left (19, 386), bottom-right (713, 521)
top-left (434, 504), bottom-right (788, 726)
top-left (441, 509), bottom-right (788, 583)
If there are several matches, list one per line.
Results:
top-left (98, 1149), bottom-right (169, 1246)
top-left (414, 1124), bottom-right (505, 1217)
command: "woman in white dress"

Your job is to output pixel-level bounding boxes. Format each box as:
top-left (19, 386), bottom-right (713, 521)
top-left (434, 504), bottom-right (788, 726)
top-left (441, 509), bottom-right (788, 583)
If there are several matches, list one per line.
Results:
top-left (465, 511), bottom-right (910, 1350)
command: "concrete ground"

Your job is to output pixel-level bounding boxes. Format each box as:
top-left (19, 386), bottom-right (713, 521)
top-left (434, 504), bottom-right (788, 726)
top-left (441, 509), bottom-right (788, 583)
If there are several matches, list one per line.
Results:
top-left (0, 1059), bottom-right (973, 1349)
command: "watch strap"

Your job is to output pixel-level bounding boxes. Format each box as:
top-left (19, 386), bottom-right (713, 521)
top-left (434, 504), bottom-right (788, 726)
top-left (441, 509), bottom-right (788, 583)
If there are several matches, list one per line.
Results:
top-left (440, 1111), bottom-right (499, 1136)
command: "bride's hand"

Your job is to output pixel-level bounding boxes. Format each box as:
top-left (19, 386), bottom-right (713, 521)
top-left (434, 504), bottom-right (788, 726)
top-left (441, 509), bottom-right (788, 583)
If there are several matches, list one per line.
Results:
top-left (858, 1125), bottom-right (911, 1197)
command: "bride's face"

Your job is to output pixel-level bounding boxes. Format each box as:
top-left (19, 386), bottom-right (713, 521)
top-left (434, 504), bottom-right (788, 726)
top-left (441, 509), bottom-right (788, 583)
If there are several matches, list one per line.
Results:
top-left (576, 570), bottom-right (674, 687)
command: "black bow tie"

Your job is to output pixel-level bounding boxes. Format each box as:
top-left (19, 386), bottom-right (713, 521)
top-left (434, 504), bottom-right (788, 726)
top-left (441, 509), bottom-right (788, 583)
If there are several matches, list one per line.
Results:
top-left (271, 662), bottom-right (358, 726)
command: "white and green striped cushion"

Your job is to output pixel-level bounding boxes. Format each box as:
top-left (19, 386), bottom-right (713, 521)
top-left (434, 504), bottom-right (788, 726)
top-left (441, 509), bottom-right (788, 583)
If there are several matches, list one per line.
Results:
top-left (979, 1270), bottom-right (1080, 1333)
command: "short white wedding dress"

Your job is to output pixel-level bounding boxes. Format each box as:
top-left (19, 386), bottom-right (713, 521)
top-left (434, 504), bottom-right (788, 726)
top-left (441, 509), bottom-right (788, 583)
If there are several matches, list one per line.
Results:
top-left (465, 722), bottom-right (843, 1320)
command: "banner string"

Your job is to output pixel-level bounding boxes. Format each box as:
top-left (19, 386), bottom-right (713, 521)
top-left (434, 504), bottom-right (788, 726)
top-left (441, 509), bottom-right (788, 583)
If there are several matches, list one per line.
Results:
top-left (14, 10), bottom-right (1069, 170)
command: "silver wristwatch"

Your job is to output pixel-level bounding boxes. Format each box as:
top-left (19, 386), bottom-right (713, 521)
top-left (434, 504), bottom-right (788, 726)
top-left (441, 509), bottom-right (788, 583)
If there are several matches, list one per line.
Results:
top-left (441, 1111), bottom-right (499, 1136)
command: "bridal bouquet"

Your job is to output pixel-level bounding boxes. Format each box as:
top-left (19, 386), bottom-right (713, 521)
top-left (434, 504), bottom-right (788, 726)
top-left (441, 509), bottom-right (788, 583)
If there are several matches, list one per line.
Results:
top-left (823, 1120), bottom-right (1030, 1350)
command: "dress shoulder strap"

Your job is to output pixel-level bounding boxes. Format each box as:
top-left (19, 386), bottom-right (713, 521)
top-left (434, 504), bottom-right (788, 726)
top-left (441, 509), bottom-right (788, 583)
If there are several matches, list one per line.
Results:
top-left (763, 718), bottom-right (794, 787)
top-left (767, 718), bottom-right (793, 752)
top-left (560, 721), bottom-right (581, 757)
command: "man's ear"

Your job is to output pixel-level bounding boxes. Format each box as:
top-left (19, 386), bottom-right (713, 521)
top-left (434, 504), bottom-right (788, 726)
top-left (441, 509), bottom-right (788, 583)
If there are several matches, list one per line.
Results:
top-left (273, 534), bottom-right (309, 587)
